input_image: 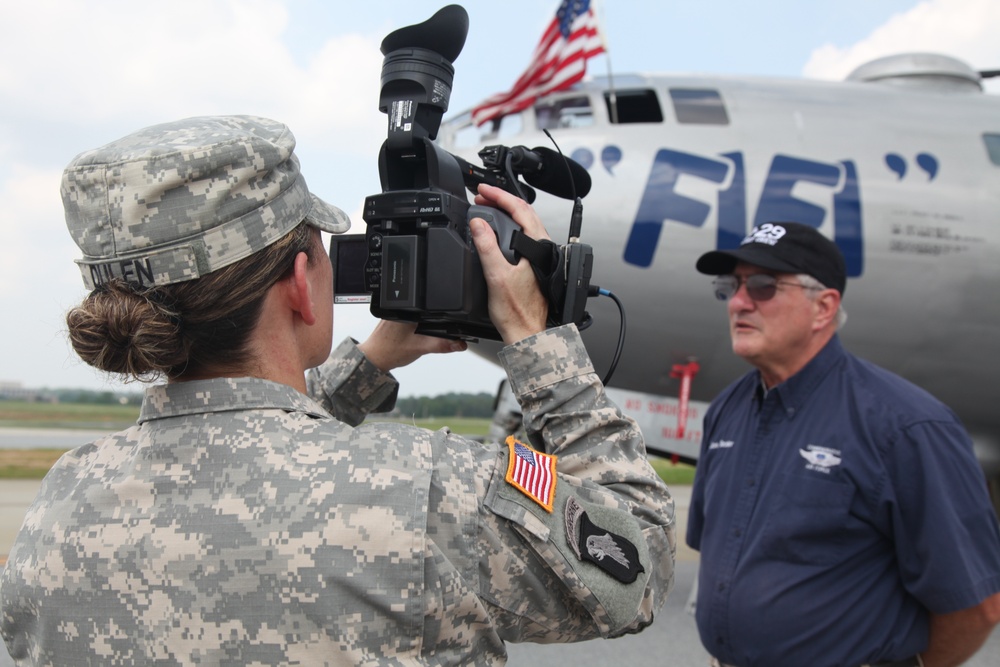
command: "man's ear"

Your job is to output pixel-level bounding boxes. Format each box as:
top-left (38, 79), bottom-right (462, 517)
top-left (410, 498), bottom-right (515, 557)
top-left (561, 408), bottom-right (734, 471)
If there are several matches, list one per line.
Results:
top-left (286, 251), bottom-right (317, 326)
top-left (813, 289), bottom-right (840, 332)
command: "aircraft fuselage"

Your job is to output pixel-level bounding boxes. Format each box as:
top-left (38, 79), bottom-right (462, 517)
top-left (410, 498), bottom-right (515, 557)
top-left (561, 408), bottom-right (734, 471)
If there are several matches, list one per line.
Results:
top-left (439, 59), bottom-right (1000, 473)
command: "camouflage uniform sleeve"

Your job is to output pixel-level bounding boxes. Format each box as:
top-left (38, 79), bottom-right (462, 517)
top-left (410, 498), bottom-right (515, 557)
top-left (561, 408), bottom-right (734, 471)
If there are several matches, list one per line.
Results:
top-left (305, 337), bottom-right (399, 426)
top-left (477, 324), bottom-right (676, 642)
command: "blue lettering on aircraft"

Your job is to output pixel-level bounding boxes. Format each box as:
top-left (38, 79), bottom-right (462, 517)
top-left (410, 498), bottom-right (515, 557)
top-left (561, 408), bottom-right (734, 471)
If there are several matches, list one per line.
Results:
top-left (716, 151), bottom-right (747, 251)
top-left (601, 145), bottom-right (623, 174)
top-left (571, 147), bottom-right (594, 170)
top-left (886, 154), bottom-right (907, 180)
top-left (624, 148), bottom-right (865, 277)
top-left (625, 149), bottom-right (729, 262)
top-left (884, 152), bottom-right (938, 182)
top-left (916, 153), bottom-right (938, 180)
top-left (754, 155), bottom-right (840, 229)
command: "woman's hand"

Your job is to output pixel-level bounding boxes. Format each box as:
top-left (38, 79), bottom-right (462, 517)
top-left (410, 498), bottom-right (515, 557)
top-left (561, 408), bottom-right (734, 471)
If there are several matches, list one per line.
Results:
top-left (470, 183), bottom-right (551, 345)
top-left (358, 320), bottom-right (467, 373)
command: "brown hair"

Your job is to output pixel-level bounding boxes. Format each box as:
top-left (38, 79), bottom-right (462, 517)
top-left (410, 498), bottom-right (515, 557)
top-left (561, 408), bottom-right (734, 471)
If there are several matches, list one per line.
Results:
top-left (66, 223), bottom-right (317, 382)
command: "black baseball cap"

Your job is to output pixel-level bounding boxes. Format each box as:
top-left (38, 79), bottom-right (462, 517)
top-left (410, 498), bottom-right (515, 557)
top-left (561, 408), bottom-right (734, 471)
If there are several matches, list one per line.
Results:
top-left (696, 222), bottom-right (847, 294)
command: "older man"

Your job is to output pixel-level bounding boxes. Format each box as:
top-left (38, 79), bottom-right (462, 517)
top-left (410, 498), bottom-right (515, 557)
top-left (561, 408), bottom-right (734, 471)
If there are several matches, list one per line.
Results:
top-left (687, 222), bottom-right (1000, 667)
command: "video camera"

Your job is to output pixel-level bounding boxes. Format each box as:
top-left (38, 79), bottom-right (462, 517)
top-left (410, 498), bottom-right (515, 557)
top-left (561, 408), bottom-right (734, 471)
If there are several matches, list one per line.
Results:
top-left (331, 4), bottom-right (594, 341)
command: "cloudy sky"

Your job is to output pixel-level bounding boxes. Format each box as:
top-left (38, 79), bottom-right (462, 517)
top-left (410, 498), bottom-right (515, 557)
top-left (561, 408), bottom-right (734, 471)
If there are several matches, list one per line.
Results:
top-left (1, 0), bottom-right (997, 398)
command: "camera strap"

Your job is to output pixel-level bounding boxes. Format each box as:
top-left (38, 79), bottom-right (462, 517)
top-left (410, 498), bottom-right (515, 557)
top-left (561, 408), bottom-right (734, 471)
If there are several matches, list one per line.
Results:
top-left (510, 230), bottom-right (558, 274)
top-left (510, 231), bottom-right (568, 326)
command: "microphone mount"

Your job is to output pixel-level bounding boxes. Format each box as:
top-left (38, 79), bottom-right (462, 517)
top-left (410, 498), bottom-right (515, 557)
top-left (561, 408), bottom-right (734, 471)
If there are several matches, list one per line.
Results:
top-left (475, 144), bottom-right (591, 202)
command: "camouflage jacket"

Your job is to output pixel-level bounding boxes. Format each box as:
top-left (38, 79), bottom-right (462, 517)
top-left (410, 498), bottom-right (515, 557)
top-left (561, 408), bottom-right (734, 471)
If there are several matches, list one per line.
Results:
top-left (1, 325), bottom-right (675, 666)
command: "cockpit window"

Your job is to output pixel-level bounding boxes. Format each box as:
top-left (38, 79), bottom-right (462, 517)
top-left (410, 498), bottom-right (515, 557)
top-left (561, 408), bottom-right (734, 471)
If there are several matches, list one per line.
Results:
top-left (535, 96), bottom-right (594, 129)
top-left (450, 112), bottom-right (524, 149)
top-left (603, 89), bottom-right (663, 124)
top-left (493, 112), bottom-right (524, 140)
top-left (669, 88), bottom-right (729, 125)
top-left (983, 133), bottom-right (1000, 166)
top-left (450, 120), bottom-right (482, 150)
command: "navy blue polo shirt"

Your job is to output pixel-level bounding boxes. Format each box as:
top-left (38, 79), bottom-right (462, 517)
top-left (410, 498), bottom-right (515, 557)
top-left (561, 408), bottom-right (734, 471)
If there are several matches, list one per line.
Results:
top-left (687, 335), bottom-right (1000, 667)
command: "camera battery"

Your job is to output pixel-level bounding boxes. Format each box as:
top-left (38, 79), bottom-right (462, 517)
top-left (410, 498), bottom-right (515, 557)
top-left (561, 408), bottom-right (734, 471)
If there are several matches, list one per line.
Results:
top-left (380, 235), bottom-right (423, 310)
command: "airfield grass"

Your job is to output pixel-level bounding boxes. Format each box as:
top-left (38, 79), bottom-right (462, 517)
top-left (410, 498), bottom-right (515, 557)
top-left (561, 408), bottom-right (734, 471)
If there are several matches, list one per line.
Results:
top-left (0, 449), bottom-right (68, 479)
top-left (0, 401), bottom-right (139, 430)
top-left (0, 404), bottom-right (696, 485)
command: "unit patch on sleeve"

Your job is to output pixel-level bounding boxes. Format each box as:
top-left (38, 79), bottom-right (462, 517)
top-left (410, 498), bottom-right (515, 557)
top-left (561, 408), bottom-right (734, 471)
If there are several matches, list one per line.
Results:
top-left (504, 436), bottom-right (557, 512)
top-left (565, 496), bottom-right (645, 584)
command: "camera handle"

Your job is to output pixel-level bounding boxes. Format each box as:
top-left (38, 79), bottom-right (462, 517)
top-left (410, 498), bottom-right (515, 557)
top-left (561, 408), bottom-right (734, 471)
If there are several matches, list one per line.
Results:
top-left (467, 204), bottom-right (522, 265)
top-left (466, 203), bottom-right (561, 279)
top-left (467, 203), bottom-right (593, 330)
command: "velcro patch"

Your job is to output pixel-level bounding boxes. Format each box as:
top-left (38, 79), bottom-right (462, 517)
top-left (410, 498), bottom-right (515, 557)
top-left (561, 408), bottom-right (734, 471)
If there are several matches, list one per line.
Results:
top-left (565, 496), bottom-right (645, 584)
top-left (504, 436), bottom-right (557, 512)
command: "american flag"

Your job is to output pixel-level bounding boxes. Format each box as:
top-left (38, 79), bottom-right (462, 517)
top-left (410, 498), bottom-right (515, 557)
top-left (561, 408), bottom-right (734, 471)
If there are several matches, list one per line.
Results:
top-left (471, 0), bottom-right (606, 126)
top-left (505, 436), bottom-right (558, 512)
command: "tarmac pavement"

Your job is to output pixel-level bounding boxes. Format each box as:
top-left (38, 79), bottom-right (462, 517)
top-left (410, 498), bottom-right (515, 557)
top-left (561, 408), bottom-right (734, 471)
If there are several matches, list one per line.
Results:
top-left (0, 480), bottom-right (40, 567)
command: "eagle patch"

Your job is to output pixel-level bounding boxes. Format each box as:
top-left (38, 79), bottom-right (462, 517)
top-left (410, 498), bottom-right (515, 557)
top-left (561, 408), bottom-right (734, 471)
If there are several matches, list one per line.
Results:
top-left (565, 496), bottom-right (645, 584)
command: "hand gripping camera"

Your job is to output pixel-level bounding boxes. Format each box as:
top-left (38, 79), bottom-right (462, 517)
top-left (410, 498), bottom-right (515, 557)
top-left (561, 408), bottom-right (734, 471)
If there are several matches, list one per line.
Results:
top-left (331, 4), bottom-right (595, 341)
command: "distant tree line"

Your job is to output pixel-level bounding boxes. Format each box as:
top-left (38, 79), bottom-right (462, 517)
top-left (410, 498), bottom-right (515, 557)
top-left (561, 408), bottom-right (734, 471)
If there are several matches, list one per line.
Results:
top-left (393, 392), bottom-right (495, 419)
top-left (6, 387), bottom-right (495, 417)
top-left (45, 388), bottom-right (143, 406)
top-left (6, 388), bottom-right (142, 405)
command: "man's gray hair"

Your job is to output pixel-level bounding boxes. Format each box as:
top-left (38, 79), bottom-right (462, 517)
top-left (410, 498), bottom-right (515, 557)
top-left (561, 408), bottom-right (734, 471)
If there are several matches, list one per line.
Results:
top-left (796, 274), bottom-right (848, 329)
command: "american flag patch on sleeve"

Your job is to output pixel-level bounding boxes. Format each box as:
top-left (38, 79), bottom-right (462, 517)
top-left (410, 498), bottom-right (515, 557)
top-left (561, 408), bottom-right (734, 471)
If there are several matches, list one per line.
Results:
top-left (504, 435), bottom-right (558, 512)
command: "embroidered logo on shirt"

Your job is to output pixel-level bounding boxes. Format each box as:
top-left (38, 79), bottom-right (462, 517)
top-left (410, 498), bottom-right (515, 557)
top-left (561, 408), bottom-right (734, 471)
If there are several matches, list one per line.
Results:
top-left (505, 436), bottom-right (557, 512)
top-left (709, 439), bottom-right (735, 450)
top-left (565, 496), bottom-right (645, 584)
top-left (799, 445), bottom-right (842, 473)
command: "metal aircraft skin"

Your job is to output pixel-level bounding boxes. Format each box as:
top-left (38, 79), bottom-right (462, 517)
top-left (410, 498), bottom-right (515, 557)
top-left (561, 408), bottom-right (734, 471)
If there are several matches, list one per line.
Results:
top-left (436, 53), bottom-right (1000, 487)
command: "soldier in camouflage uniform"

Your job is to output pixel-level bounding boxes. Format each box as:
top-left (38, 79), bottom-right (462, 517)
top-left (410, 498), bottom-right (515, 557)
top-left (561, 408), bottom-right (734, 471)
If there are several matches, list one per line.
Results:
top-left (0, 116), bottom-right (675, 666)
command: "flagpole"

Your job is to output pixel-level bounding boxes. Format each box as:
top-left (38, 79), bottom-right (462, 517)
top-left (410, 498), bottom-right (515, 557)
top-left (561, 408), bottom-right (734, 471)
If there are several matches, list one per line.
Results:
top-left (594, 0), bottom-right (618, 124)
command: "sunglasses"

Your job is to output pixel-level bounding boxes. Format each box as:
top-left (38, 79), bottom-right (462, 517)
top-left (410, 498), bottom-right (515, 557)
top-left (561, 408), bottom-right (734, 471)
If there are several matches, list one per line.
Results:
top-left (712, 274), bottom-right (818, 302)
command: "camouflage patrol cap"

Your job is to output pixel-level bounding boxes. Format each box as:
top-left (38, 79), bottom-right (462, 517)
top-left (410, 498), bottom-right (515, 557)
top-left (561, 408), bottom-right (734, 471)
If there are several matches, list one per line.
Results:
top-left (62, 115), bottom-right (351, 290)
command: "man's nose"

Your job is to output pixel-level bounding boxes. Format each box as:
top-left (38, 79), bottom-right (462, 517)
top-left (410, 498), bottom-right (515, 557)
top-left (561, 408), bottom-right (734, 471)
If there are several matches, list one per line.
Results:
top-left (728, 278), bottom-right (755, 309)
